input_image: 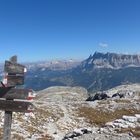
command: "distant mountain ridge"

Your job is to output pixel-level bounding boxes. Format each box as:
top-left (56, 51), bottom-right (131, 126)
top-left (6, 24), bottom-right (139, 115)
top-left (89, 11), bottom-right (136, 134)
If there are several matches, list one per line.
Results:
top-left (24, 52), bottom-right (140, 92)
top-left (25, 59), bottom-right (81, 71)
top-left (81, 52), bottom-right (140, 69)
top-left (1, 52), bottom-right (140, 92)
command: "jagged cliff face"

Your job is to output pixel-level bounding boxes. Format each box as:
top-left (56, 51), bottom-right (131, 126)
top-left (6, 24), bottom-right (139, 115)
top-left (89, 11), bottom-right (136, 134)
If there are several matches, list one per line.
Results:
top-left (81, 52), bottom-right (140, 69)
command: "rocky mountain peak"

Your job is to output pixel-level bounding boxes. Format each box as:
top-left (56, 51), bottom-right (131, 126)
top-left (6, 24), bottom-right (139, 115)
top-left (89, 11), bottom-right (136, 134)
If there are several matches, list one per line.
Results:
top-left (81, 52), bottom-right (140, 69)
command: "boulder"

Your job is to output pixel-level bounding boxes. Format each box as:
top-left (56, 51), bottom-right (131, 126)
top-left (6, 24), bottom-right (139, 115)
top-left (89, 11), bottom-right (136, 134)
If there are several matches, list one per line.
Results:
top-left (122, 115), bottom-right (137, 123)
top-left (63, 128), bottom-right (92, 140)
top-left (135, 114), bottom-right (140, 122)
top-left (86, 92), bottom-right (109, 101)
top-left (112, 93), bottom-right (124, 98)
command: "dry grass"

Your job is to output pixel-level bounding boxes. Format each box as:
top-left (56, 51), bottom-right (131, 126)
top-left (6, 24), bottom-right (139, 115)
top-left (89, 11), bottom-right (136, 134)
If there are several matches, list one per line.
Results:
top-left (36, 108), bottom-right (51, 117)
top-left (114, 99), bottom-right (131, 103)
top-left (1, 129), bottom-right (25, 140)
top-left (28, 107), bottom-right (64, 129)
top-left (12, 133), bottom-right (24, 140)
top-left (98, 100), bottom-right (110, 105)
top-left (36, 107), bottom-right (64, 120)
top-left (16, 115), bottom-right (25, 122)
top-left (137, 92), bottom-right (140, 96)
top-left (27, 126), bottom-right (39, 133)
top-left (116, 127), bottom-right (140, 138)
top-left (78, 107), bottom-right (140, 126)
top-left (37, 134), bottom-right (54, 140)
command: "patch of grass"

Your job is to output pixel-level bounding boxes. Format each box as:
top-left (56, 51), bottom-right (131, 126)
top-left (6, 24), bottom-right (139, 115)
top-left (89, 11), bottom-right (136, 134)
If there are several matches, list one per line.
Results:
top-left (36, 108), bottom-right (51, 117)
top-left (35, 101), bottom-right (44, 105)
top-left (134, 99), bottom-right (140, 102)
top-left (27, 126), bottom-right (38, 133)
top-left (12, 133), bottom-right (24, 140)
top-left (37, 107), bottom-right (64, 121)
top-left (29, 107), bottom-right (64, 128)
top-left (24, 125), bottom-right (43, 138)
top-left (78, 107), bottom-right (140, 126)
top-left (98, 100), bottom-right (110, 105)
top-left (37, 134), bottom-right (54, 140)
top-left (116, 127), bottom-right (140, 138)
top-left (16, 116), bottom-right (24, 122)
top-left (29, 108), bottom-right (52, 126)
top-left (137, 92), bottom-right (140, 96)
top-left (114, 99), bottom-right (131, 103)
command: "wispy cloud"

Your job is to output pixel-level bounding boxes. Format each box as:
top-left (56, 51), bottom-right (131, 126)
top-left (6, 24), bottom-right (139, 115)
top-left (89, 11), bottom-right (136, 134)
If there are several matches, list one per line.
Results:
top-left (99, 42), bottom-right (109, 48)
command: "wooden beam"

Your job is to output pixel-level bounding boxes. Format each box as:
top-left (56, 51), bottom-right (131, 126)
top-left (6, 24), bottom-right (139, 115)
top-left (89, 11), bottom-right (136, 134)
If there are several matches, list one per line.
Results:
top-left (4, 61), bottom-right (25, 74)
top-left (0, 100), bottom-right (34, 112)
top-left (0, 88), bottom-right (34, 100)
top-left (7, 75), bottom-right (24, 86)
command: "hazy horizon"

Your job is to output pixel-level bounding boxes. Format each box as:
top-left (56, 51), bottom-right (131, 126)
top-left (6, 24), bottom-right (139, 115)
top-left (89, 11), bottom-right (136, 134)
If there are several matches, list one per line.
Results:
top-left (0, 51), bottom-right (140, 63)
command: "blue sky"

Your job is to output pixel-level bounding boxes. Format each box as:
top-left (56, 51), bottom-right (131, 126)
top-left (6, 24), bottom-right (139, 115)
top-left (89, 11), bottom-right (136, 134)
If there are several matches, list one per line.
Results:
top-left (0, 0), bottom-right (140, 62)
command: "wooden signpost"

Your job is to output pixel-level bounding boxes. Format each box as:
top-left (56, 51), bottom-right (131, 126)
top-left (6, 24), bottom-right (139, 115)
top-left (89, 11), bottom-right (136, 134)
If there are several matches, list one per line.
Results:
top-left (0, 100), bottom-right (33, 112)
top-left (4, 60), bottom-right (25, 74)
top-left (0, 56), bottom-right (35, 140)
top-left (0, 88), bottom-right (35, 100)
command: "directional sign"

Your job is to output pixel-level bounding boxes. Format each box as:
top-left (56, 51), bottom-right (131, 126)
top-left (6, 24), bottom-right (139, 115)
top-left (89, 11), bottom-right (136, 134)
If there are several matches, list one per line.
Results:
top-left (4, 61), bottom-right (25, 74)
top-left (0, 100), bottom-right (34, 112)
top-left (6, 74), bottom-right (24, 86)
top-left (0, 87), bottom-right (35, 100)
top-left (4, 59), bottom-right (26, 86)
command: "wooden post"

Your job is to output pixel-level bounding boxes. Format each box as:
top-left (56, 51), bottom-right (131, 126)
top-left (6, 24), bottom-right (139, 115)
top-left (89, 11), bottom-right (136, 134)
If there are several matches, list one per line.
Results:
top-left (3, 111), bottom-right (12, 140)
top-left (0, 56), bottom-right (34, 140)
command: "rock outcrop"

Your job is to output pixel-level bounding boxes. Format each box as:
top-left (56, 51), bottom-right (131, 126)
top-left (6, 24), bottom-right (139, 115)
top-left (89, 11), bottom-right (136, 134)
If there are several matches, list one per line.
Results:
top-left (37, 86), bottom-right (88, 102)
top-left (86, 92), bottom-right (109, 101)
top-left (87, 84), bottom-right (140, 101)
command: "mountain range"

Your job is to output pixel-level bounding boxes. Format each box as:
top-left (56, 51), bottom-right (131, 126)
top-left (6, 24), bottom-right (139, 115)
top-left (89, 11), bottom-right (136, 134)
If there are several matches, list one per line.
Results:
top-left (1, 53), bottom-right (140, 139)
top-left (25, 59), bottom-right (81, 71)
top-left (81, 52), bottom-right (140, 69)
top-left (24, 52), bottom-right (140, 92)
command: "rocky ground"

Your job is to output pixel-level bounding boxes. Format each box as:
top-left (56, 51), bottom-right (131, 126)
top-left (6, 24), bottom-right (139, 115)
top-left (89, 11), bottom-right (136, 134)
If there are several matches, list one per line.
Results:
top-left (0, 84), bottom-right (140, 139)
